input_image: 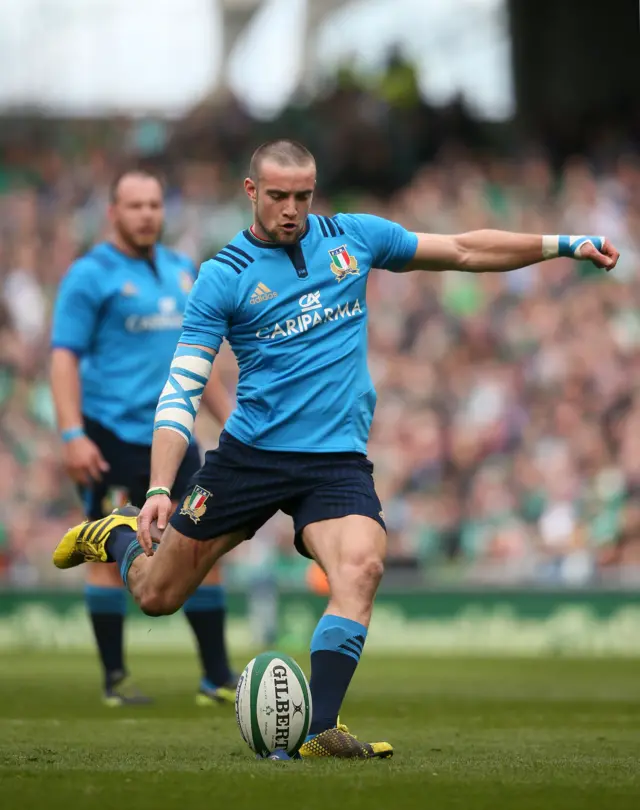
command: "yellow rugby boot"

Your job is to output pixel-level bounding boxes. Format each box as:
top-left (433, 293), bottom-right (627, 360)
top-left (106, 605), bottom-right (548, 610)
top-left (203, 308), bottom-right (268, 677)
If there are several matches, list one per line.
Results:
top-left (52, 506), bottom-right (139, 569)
top-left (298, 723), bottom-right (393, 760)
top-left (195, 674), bottom-right (240, 707)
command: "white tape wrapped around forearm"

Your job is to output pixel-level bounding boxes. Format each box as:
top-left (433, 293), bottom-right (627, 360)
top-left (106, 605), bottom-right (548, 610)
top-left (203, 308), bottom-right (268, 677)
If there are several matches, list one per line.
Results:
top-left (154, 345), bottom-right (213, 444)
top-left (542, 235), bottom-right (560, 259)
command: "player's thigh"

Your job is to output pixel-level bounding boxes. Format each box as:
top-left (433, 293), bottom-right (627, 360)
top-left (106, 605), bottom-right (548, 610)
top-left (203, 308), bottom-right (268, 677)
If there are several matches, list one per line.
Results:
top-left (301, 515), bottom-right (387, 580)
top-left (143, 525), bottom-right (246, 607)
top-left (169, 431), bottom-right (291, 550)
top-left (292, 455), bottom-right (387, 572)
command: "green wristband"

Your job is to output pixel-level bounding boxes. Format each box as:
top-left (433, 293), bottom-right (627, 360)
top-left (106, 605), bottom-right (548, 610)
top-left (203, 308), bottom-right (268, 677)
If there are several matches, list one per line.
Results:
top-left (146, 487), bottom-right (171, 499)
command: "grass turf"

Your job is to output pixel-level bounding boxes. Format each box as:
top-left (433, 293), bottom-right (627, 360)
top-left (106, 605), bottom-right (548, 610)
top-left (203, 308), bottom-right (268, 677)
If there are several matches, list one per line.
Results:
top-left (1, 651), bottom-right (639, 810)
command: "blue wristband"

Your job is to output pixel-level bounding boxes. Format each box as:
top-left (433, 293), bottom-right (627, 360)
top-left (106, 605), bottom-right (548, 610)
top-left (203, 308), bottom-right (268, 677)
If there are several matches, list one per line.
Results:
top-left (61, 427), bottom-right (85, 443)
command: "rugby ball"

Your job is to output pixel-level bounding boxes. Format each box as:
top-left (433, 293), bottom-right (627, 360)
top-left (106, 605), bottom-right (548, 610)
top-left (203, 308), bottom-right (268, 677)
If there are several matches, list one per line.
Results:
top-left (235, 651), bottom-right (312, 757)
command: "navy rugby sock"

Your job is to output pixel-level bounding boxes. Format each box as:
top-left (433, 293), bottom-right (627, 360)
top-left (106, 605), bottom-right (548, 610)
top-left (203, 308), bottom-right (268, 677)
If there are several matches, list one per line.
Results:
top-left (85, 584), bottom-right (126, 689)
top-left (308, 614), bottom-right (368, 736)
top-left (105, 527), bottom-right (156, 587)
top-left (184, 585), bottom-right (232, 687)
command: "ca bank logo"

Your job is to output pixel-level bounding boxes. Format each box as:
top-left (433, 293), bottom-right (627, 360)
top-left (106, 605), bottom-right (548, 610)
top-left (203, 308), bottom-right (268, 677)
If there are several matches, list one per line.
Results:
top-left (299, 291), bottom-right (322, 312)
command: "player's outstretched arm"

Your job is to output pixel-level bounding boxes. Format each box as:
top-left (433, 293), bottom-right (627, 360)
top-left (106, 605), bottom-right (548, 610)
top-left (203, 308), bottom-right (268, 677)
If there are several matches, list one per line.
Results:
top-left (404, 231), bottom-right (619, 274)
top-left (139, 343), bottom-right (217, 552)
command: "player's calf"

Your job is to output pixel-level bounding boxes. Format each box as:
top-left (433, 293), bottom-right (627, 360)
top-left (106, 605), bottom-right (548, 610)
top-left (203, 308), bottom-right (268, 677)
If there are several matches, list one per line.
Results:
top-left (304, 515), bottom-right (386, 624)
top-left (300, 516), bottom-right (387, 738)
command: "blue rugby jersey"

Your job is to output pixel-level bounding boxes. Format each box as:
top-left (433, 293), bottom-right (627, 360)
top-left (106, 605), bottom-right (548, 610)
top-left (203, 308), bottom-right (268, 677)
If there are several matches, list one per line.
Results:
top-left (180, 213), bottom-right (418, 453)
top-left (51, 242), bottom-right (196, 444)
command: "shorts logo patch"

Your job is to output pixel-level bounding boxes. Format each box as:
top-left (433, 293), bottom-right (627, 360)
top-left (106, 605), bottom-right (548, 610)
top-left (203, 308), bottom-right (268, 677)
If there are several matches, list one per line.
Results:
top-left (101, 487), bottom-right (130, 516)
top-left (180, 485), bottom-right (211, 523)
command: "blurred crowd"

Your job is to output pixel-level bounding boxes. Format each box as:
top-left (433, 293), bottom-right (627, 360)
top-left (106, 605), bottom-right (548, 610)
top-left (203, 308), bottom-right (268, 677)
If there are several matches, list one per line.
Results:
top-left (2, 71), bottom-right (640, 589)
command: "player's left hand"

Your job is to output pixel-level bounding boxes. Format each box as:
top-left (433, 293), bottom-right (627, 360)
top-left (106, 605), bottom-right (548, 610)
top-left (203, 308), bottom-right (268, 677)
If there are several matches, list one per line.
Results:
top-left (578, 238), bottom-right (619, 271)
top-left (137, 493), bottom-right (172, 555)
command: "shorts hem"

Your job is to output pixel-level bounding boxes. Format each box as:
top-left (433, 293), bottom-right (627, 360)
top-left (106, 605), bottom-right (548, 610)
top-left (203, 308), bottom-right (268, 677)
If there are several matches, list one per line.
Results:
top-left (169, 512), bottom-right (255, 543)
top-left (293, 510), bottom-right (387, 559)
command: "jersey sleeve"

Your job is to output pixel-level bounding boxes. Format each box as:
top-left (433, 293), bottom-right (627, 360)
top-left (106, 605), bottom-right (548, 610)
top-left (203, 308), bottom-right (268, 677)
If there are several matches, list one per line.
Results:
top-left (179, 260), bottom-right (236, 352)
top-left (336, 213), bottom-right (418, 271)
top-left (51, 260), bottom-right (105, 355)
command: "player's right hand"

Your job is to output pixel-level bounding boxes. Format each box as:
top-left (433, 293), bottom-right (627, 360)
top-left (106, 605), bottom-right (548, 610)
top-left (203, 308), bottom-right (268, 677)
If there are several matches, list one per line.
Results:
top-left (63, 436), bottom-right (110, 486)
top-left (137, 494), bottom-right (172, 555)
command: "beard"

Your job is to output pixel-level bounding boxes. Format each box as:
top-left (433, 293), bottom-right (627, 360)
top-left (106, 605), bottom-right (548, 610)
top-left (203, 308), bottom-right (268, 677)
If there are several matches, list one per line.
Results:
top-left (113, 221), bottom-right (159, 257)
top-left (255, 210), bottom-right (304, 244)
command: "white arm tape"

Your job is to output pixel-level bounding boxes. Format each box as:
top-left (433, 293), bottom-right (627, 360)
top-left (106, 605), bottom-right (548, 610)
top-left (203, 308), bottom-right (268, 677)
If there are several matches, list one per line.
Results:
top-left (154, 345), bottom-right (214, 444)
top-left (542, 235), bottom-right (560, 259)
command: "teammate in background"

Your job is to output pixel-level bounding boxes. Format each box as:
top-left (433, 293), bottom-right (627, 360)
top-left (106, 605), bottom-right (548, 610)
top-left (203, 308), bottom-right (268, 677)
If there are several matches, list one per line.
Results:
top-left (53, 141), bottom-right (619, 755)
top-left (50, 169), bottom-right (237, 707)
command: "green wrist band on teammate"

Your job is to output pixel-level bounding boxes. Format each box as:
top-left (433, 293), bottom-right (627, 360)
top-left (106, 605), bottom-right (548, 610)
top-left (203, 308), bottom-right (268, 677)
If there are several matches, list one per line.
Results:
top-left (146, 486), bottom-right (171, 499)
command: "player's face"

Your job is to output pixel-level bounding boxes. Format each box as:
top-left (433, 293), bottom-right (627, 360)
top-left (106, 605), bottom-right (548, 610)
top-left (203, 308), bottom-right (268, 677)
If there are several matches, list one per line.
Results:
top-left (109, 176), bottom-right (164, 252)
top-left (245, 160), bottom-right (316, 244)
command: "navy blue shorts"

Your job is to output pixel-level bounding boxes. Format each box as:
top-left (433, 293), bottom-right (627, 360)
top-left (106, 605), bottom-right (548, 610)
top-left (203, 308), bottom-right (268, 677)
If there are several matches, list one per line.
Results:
top-left (79, 417), bottom-right (201, 519)
top-left (169, 431), bottom-right (386, 558)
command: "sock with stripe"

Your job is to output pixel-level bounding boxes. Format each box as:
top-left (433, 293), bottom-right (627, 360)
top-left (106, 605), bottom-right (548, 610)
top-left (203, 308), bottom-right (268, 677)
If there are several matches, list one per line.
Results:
top-left (184, 585), bottom-right (232, 688)
top-left (307, 614), bottom-right (367, 736)
top-left (105, 527), bottom-right (156, 587)
top-left (85, 584), bottom-right (127, 690)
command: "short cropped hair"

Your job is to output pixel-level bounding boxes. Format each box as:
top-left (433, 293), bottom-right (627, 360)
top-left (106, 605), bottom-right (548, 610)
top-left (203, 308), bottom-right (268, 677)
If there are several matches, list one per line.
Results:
top-left (249, 140), bottom-right (315, 181)
top-left (109, 167), bottom-right (165, 203)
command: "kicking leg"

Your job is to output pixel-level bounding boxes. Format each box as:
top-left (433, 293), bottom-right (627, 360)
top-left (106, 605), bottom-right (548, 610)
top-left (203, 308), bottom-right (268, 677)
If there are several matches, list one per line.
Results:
top-left (298, 514), bottom-right (392, 759)
top-left (53, 508), bottom-right (245, 616)
top-left (112, 522), bottom-right (244, 616)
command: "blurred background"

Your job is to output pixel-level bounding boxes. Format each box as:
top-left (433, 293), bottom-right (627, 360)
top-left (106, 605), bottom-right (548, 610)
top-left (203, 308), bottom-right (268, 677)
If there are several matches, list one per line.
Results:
top-left (1, 0), bottom-right (640, 653)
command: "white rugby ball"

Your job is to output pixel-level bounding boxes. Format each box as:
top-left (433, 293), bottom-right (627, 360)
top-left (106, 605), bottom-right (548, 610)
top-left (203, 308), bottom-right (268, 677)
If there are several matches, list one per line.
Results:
top-left (235, 651), bottom-right (312, 757)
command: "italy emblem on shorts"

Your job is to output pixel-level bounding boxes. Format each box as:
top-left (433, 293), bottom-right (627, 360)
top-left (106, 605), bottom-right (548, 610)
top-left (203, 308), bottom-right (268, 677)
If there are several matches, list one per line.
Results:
top-left (329, 245), bottom-right (359, 282)
top-left (180, 485), bottom-right (211, 523)
top-left (101, 487), bottom-right (130, 516)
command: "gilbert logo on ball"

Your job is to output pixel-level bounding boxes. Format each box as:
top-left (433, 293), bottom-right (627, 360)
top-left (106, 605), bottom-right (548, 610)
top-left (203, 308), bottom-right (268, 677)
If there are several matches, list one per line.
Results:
top-left (235, 651), bottom-right (311, 757)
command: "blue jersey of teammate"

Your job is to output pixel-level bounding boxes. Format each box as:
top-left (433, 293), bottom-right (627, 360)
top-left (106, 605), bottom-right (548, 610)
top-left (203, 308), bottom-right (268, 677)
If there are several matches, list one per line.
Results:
top-left (51, 242), bottom-right (196, 445)
top-left (181, 213), bottom-right (418, 453)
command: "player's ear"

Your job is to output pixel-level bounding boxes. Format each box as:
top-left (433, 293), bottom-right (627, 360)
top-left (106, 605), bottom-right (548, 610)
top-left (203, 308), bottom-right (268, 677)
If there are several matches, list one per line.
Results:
top-left (244, 177), bottom-right (257, 203)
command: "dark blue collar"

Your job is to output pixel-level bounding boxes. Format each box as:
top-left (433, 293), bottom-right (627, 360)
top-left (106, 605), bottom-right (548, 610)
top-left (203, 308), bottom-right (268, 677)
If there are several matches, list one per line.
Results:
top-left (242, 219), bottom-right (311, 249)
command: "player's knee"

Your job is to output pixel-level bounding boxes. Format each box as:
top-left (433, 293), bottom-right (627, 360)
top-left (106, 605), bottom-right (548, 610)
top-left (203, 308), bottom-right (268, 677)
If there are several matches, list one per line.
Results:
top-left (138, 586), bottom-right (182, 617)
top-left (340, 553), bottom-right (384, 596)
top-left (359, 555), bottom-right (384, 590)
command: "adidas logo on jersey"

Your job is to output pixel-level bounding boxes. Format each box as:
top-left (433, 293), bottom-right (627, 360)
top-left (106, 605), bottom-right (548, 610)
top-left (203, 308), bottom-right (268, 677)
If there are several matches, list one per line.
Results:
top-left (250, 283), bottom-right (278, 305)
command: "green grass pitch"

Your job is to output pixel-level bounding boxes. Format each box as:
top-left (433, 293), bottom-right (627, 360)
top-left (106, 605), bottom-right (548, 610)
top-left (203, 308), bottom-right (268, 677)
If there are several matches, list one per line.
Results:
top-left (1, 650), bottom-right (639, 810)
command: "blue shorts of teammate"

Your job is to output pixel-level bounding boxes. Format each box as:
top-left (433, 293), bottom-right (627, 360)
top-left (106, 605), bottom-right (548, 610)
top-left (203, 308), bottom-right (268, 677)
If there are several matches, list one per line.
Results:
top-left (170, 431), bottom-right (386, 558)
top-left (79, 417), bottom-right (201, 520)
